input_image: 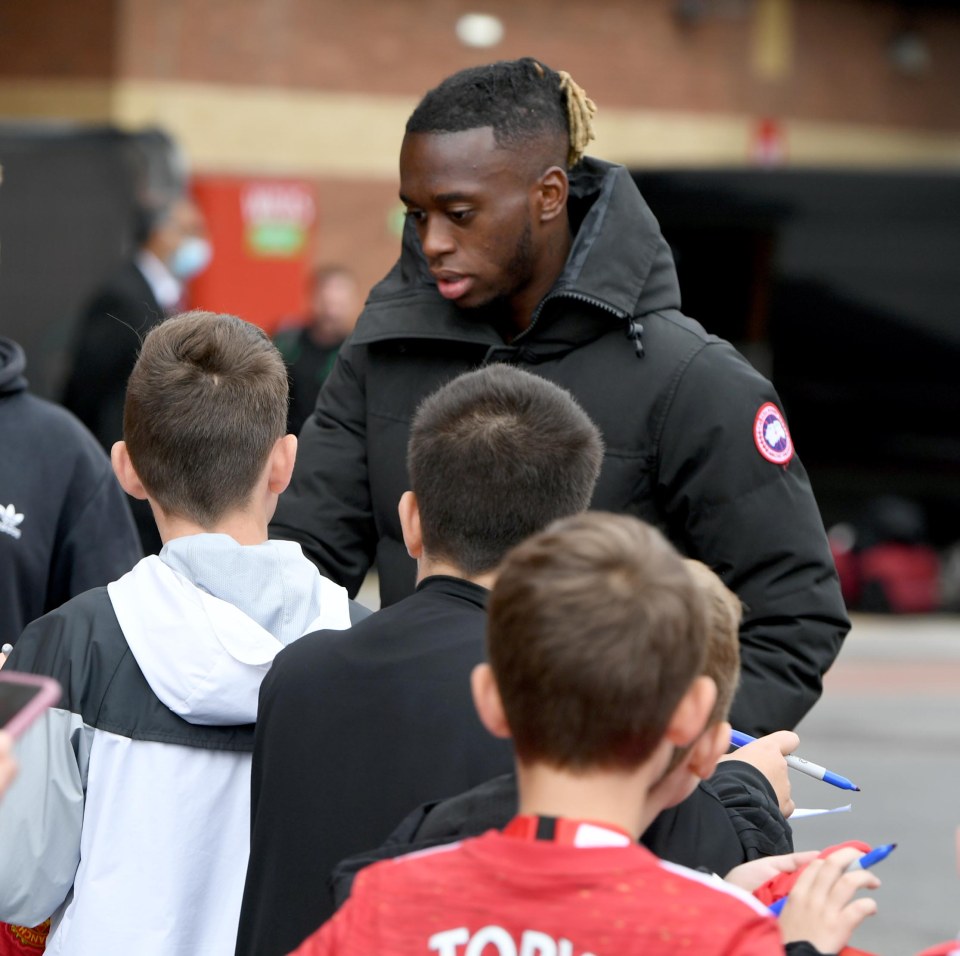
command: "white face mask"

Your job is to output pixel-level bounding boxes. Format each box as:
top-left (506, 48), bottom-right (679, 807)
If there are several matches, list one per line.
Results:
top-left (169, 237), bottom-right (213, 280)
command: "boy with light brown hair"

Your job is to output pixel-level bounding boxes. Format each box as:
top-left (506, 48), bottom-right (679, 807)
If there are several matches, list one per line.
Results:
top-left (0, 312), bottom-right (354, 956)
top-left (292, 513), bottom-right (877, 956)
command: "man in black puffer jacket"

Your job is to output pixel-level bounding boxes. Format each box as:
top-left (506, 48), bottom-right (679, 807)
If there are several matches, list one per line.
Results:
top-left (269, 57), bottom-right (848, 736)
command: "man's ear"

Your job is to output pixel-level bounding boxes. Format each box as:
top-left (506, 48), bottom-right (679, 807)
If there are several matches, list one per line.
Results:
top-left (267, 434), bottom-right (298, 495)
top-left (664, 676), bottom-right (716, 749)
top-left (470, 663), bottom-right (512, 740)
top-left (536, 166), bottom-right (569, 224)
top-left (111, 441), bottom-right (149, 501)
top-left (398, 490), bottom-right (423, 560)
top-left (688, 719), bottom-right (731, 782)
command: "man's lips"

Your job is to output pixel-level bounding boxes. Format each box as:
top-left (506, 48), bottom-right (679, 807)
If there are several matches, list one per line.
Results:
top-left (434, 273), bottom-right (473, 301)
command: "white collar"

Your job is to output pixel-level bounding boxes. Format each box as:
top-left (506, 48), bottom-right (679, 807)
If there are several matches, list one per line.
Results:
top-left (136, 249), bottom-right (183, 310)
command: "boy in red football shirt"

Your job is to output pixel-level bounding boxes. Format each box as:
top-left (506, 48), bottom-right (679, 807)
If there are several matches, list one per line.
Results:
top-left (291, 513), bottom-right (878, 956)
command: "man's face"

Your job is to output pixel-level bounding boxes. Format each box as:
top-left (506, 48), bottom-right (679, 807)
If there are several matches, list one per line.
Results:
top-left (311, 273), bottom-right (359, 341)
top-left (399, 128), bottom-right (539, 313)
top-left (149, 197), bottom-right (207, 264)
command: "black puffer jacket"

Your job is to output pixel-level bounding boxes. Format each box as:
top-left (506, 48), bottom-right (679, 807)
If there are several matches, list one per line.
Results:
top-left (329, 763), bottom-right (792, 911)
top-left (270, 157), bottom-right (848, 734)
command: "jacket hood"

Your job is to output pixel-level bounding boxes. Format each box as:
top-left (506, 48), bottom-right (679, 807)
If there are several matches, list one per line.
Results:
top-left (107, 547), bottom-right (351, 726)
top-left (0, 338), bottom-right (28, 396)
top-left (556, 157), bottom-right (681, 318)
top-left (353, 157), bottom-right (681, 351)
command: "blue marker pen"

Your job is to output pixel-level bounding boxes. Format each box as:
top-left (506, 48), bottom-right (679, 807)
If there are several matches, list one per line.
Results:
top-left (768, 844), bottom-right (896, 916)
top-left (730, 729), bottom-right (860, 792)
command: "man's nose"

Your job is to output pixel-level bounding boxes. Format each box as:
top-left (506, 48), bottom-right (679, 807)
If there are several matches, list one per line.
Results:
top-left (420, 217), bottom-right (456, 259)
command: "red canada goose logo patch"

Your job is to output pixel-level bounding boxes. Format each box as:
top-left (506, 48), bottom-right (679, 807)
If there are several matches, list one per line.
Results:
top-left (753, 403), bottom-right (794, 465)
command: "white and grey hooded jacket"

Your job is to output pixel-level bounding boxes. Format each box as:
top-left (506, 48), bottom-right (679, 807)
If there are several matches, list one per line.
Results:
top-left (0, 535), bottom-right (354, 955)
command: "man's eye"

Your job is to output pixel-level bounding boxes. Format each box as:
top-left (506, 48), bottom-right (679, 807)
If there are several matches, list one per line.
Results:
top-left (405, 209), bottom-right (426, 223)
top-left (448, 209), bottom-right (472, 223)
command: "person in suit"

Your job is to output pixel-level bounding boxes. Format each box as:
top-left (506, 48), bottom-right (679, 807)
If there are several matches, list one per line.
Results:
top-left (61, 195), bottom-right (210, 552)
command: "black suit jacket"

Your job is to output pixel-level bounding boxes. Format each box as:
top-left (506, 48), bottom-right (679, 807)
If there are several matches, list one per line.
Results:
top-left (234, 575), bottom-right (514, 956)
top-left (62, 260), bottom-right (165, 552)
top-left (62, 260), bottom-right (164, 450)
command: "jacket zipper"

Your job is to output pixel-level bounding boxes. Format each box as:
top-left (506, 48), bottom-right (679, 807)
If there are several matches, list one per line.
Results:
top-left (516, 290), bottom-right (627, 341)
top-left (515, 290), bottom-right (644, 357)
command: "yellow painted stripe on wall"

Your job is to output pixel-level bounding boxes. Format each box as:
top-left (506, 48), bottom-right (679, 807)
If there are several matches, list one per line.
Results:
top-left (0, 80), bottom-right (116, 123)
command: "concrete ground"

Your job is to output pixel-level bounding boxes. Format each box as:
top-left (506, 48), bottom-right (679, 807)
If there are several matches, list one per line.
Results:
top-left (790, 614), bottom-right (960, 954)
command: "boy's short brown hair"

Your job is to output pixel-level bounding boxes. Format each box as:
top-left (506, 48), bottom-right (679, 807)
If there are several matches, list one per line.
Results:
top-left (684, 559), bottom-right (742, 725)
top-left (408, 364), bottom-right (603, 576)
top-left (487, 512), bottom-right (709, 771)
top-left (124, 311), bottom-right (288, 526)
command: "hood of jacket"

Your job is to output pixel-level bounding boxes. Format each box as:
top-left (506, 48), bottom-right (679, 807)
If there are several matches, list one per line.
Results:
top-left (0, 338), bottom-right (28, 396)
top-left (107, 540), bottom-right (351, 726)
top-left (352, 157), bottom-right (681, 354)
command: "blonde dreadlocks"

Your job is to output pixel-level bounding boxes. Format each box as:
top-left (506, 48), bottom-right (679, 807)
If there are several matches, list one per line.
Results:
top-left (558, 70), bottom-right (597, 167)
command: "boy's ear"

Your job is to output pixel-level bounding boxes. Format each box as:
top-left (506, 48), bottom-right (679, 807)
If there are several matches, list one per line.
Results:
top-left (470, 663), bottom-right (511, 740)
top-left (664, 676), bottom-right (716, 748)
top-left (111, 441), bottom-right (149, 501)
top-left (267, 434), bottom-right (298, 495)
top-left (688, 719), bottom-right (731, 782)
top-left (398, 491), bottom-right (423, 560)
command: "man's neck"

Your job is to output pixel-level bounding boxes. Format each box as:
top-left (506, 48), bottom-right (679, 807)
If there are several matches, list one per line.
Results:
top-left (515, 746), bottom-right (673, 841)
top-left (152, 508), bottom-right (269, 548)
top-left (416, 554), bottom-right (496, 591)
top-left (306, 316), bottom-right (342, 349)
top-left (507, 226), bottom-right (572, 335)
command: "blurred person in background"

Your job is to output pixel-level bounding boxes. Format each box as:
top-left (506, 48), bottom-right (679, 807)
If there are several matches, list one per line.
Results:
top-left (61, 194), bottom-right (211, 553)
top-left (274, 265), bottom-right (360, 436)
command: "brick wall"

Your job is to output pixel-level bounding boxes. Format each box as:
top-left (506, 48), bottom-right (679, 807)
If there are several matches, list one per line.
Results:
top-left (113, 0), bottom-right (960, 131)
top-left (309, 177), bottom-right (400, 300)
top-left (0, 0), bottom-right (117, 79)
top-left (3, 0), bottom-right (957, 302)
top-left (3, 1), bottom-right (956, 130)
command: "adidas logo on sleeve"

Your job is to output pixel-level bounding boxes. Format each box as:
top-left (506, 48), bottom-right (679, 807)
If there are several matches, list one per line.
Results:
top-left (0, 503), bottom-right (24, 540)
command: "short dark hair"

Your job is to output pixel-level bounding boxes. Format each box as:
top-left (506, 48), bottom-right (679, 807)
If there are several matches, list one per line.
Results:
top-left (124, 311), bottom-right (288, 526)
top-left (407, 364), bottom-right (603, 576)
top-left (488, 513), bottom-right (709, 772)
top-left (406, 58), bottom-right (596, 169)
